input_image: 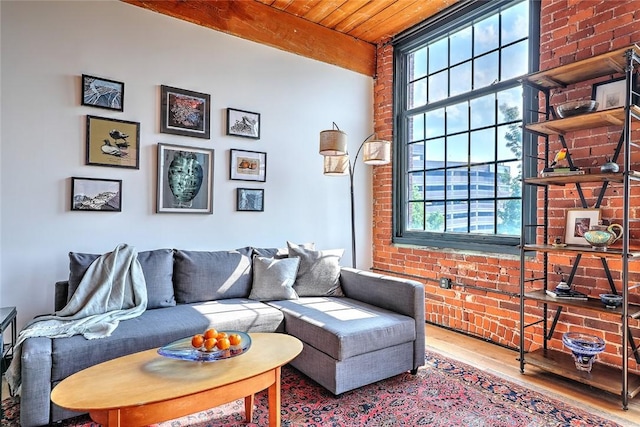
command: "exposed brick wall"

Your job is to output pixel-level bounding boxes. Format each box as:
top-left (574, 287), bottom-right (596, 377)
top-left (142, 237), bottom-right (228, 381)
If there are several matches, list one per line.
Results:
top-left (373, 0), bottom-right (640, 374)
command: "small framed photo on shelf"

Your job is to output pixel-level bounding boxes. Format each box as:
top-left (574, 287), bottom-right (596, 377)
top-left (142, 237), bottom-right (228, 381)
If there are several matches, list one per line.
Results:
top-left (81, 74), bottom-right (124, 111)
top-left (564, 208), bottom-right (601, 245)
top-left (229, 149), bottom-right (266, 182)
top-left (236, 188), bottom-right (264, 212)
top-left (160, 85), bottom-right (210, 139)
top-left (226, 108), bottom-right (260, 139)
top-left (157, 143), bottom-right (214, 214)
top-left (592, 77), bottom-right (626, 110)
top-left (71, 177), bottom-right (122, 212)
top-left (86, 115), bottom-right (140, 169)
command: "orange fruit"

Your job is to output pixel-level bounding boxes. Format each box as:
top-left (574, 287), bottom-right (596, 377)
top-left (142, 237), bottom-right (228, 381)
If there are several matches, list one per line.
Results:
top-left (229, 333), bottom-right (242, 346)
top-left (217, 337), bottom-right (231, 350)
top-left (191, 334), bottom-right (204, 349)
top-left (204, 337), bottom-right (217, 351)
top-left (204, 328), bottom-right (218, 340)
top-left (216, 331), bottom-right (228, 340)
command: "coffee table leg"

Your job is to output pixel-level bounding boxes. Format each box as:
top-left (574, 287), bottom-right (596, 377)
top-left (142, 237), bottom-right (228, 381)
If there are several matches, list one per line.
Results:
top-left (245, 394), bottom-right (255, 422)
top-left (268, 366), bottom-right (281, 427)
top-left (107, 409), bottom-right (120, 427)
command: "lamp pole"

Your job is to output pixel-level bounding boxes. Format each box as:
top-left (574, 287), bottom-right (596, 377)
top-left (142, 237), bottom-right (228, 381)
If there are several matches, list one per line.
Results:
top-left (348, 134), bottom-right (374, 268)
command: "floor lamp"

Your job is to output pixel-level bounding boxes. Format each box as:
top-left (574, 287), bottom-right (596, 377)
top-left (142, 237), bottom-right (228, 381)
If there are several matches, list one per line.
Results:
top-left (319, 123), bottom-right (391, 268)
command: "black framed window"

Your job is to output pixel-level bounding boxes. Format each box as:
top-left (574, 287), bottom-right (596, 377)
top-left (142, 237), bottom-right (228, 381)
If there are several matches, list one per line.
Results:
top-left (393, 0), bottom-right (540, 254)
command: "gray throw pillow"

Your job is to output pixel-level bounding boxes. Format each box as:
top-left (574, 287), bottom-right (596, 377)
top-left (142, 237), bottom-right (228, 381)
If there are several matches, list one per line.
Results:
top-left (248, 256), bottom-right (300, 301)
top-left (252, 242), bottom-right (315, 259)
top-left (173, 248), bottom-right (253, 303)
top-left (287, 241), bottom-right (345, 297)
top-left (68, 248), bottom-right (176, 309)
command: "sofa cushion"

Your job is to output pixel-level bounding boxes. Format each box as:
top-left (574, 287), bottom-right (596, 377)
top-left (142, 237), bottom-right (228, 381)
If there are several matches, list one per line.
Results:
top-left (173, 248), bottom-right (252, 303)
top-left (287, 242), bottom-right (344, 297)
top-left (249, 256), bottom-right (300, 301)
top-left (68, 248), bottom-right (175, 309)
top-left (252, 242), bottom-right (315, 259)
top-left (268, 297), bottom-right (416, 361)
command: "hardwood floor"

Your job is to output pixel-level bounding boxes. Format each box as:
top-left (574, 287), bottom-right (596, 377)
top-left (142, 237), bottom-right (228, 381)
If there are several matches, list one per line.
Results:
top-left (3, 325), bottom-right (639, 425)
top-left (426, 323), bottom-right (640, 426)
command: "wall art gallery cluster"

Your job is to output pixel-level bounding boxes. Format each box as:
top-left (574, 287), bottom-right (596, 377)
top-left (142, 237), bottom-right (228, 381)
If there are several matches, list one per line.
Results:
top-left (73, 74), bottom-right (266, 214)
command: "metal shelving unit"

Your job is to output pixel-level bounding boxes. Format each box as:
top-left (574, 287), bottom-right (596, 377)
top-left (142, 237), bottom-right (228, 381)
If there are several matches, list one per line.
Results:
top-left (519, 44), bottom-right (640, 409)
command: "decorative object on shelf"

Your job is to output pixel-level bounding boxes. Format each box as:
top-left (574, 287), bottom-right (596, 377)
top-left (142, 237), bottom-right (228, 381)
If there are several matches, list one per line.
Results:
top-left (599, 293), bottom-right (623, 309)
top-left (81, 74), bottom-right (124, 112)
top-left (564, 208), bottom-right (601, 245)
top-left (592, 75), bottom-right (640, 110)
top-left (549, 147), bottom-right (567, 168)
top-left (70, 177), bottom-right (122, 212)
top-left (86, 115), bottom-right (140, 169)
top-left (160, 85), bottom-right (211, 139)
top-left (318, 122), bottom-right (391, 268)
top-left (158, 331), bottom-right (251, 362)
top-left (551, 237), bottom-right (567, 247)
top-left (583, 223), bottom-right (623, 250)
top-left (157, 143), bottom-right (214, 214)
top-left (236, 188), bottom-right (264, 212)
top-left (539, 168), bottom-right (584, 177)
top-left (555, 100), bottom-right (598, 118)
top-left (562, 332), bottom-right (605, 373)
top-left (229, 149), bottom-right (266, 182)
top-left (600, 157), bottom-right (620, 173)
top-left (226, 108), bottom-right (260, 139)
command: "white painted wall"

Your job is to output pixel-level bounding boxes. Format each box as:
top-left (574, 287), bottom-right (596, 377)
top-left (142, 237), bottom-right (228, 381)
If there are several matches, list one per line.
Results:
top-left (0, 0), bottom-right (374, 330)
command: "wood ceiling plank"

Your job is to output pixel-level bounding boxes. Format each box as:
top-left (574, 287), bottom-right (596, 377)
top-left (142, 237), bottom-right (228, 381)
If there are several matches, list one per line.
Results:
top-left (122, 0), bottom-right (376, 76)
top-left (281, 0), bottom-right (324, 16)
top-left (319, 0), bottom-right (371, 29)
top-left (333, 0), bottom-right (392, 34)
top-left (302, 1), bottom-right (345, 22)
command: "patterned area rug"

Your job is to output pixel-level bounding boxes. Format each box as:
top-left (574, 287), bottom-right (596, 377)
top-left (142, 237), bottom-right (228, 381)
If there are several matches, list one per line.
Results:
top-left (2, 350), bottom-right (622, 427)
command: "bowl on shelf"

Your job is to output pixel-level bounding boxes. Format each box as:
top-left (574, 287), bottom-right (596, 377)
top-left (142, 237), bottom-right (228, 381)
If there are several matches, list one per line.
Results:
top-left (599, 293), bottom-right (623, 309)
top-left (562, 332), bottom-right (605, 373)
top-left (556, 100), bottom-right (599, 118)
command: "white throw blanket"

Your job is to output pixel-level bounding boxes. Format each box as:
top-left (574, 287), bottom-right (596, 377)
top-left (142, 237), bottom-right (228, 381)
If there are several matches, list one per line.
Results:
top-left (4, 243), bottom-right (147, 395)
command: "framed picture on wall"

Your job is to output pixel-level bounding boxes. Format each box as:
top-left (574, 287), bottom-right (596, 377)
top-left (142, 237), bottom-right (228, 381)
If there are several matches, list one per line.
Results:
top-left (160, 85), bottom-right (211, 139)
top-left (157, 143), bottom-right (214, 214)
top-left (564, 208), bottom-right (601, 245)
top-left (236, 188), bottom-right (264, 212)
top-left (226, 108), bottom-right (260, 139)
top-left (71, 177), bottom-right (122, 212)
top-left (81, 74), bottom-right (124, 111)
top-left (229, 149), bottom-right (266, 182)
top-left (86, 115), bottom-right (140, 169)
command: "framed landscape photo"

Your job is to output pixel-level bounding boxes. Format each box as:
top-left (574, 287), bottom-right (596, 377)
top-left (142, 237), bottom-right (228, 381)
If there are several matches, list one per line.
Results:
top-left (160, 85), bottom-right (210, 139)
top-left (86, 115), bottom-right (140, 169)
top-left (236, 188), bottom-right (264, 212)
top-left (229, 149), bottom-right (266, 182)
top-left (81, 74), bottom-right (124, 111)
top-left (157, 143), bottom-right (214, 214)
top-left (71, 177), bottom-right (122, 212)
top-left (227, 108), bottom-right (260, 139)
top-left (564, 208), bottom-right (600, 245)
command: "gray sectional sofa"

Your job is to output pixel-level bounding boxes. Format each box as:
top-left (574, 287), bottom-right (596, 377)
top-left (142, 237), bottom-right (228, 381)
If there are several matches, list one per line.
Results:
top-left (16, 244), bottom-right (425, 427)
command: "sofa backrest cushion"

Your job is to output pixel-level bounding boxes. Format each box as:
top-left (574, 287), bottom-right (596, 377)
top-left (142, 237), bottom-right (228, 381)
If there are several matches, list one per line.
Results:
top-left (173, 248), bottom-right (253, 303)
top-left (251, 242), bottom-right (315, 259)
top-left (68, 248), bottom-right (176, 309)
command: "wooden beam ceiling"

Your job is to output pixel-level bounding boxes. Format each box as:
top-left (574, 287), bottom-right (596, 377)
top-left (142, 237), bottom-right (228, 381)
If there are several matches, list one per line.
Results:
top-left (122, 0), bottom-right (377, 75)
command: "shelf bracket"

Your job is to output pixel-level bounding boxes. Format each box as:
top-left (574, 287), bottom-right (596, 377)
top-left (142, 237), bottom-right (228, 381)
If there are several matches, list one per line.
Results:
top-left (547, 307), bottom-right (563, 341)
top-left (629, 326), bottom-right (640, 364)
top-left (600, 257), bottom-right (617, 294)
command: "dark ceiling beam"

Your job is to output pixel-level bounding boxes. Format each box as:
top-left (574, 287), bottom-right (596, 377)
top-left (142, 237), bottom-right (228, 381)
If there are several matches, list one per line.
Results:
top-left (121, 0), bottom-right (376, 76)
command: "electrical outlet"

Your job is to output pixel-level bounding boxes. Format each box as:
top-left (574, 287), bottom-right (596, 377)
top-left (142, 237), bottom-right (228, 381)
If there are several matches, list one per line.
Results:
top-left (439, 278), bottom-right (452, 289)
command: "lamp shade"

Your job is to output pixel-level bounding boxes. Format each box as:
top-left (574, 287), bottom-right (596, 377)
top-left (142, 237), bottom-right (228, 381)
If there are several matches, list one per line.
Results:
top-left (323, 155), bottom-right (349, 176)
top-left (363, 139), bottom-right (391, 165)
top-left (319, 129), bottom-right (348, 156)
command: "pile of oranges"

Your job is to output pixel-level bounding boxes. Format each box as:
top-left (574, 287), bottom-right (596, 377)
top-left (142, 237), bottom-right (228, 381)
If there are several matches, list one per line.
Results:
top-left (191, 328), bottom-right (242, 352)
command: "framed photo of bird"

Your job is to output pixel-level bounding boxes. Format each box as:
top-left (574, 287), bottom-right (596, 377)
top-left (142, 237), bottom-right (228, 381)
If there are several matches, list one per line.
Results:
top-left (160, 85), bottom-right (211, 139)
top-left (81, 74), bottom-right (124, 112)
top-left (226, 108), bottom-right (260, 139)
top-left (86, 115), bottom-right (140, 169)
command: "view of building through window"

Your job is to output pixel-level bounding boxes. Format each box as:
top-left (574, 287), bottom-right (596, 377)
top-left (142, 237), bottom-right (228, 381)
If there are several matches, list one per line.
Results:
top-left (396, 0), bottom-right (532, 247)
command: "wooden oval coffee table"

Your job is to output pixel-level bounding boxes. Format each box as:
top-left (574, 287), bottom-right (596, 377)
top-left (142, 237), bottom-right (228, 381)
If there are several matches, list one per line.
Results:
top-left (51, 333), bottom-right (302, 427)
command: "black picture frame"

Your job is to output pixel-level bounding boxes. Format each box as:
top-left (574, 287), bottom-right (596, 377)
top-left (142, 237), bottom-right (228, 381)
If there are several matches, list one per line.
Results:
top-left (229, 149), bottom-right (267, 182)
top-left (227, 108), bottom-right (260, 139)
top-left (160, 85), bottom-right (211, 139)
top-left (236, 188), bottom-right (264, 212)
top-left (157, 143), bottom-right (214, 214)
top-left (71, 177), bottom-right (122, 212)
top-left (592, 73), bottom-right (640, 111)
top-left (81, 74), bottom-right (124, 112)
top-left (86, 115), bottom-right (140, 169)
